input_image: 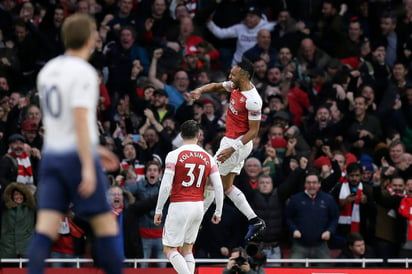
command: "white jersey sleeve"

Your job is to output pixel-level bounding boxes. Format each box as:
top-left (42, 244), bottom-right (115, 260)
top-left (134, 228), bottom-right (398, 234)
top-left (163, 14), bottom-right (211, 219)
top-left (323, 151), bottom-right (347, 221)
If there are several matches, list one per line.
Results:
top-left (245, 86), bottom-right (262, 121)
top-left (155, 151), bottom-right (177, 214)
top-left (209, 157), bottom-right (224, 217)
top-left (155, 172), bottom-right (174, 214)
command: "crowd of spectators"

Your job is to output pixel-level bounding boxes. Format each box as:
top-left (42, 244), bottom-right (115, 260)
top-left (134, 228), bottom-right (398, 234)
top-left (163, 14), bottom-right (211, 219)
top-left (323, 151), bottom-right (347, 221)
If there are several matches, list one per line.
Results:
top-left (1, 0), bottom-right (412, 269)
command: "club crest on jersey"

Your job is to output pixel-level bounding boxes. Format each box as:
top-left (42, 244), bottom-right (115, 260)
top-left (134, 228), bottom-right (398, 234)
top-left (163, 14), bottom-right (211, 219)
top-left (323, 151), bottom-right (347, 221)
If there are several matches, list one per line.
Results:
top-left (229, 99), bottom-right (238, 115)
top-left (240, 97), bottom-right (245, 103)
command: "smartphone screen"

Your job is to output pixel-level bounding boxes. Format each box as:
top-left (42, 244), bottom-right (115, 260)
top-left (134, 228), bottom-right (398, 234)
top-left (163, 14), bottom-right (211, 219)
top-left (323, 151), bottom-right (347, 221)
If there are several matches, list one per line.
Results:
top-left (132, 134), bottom-right (140, 142)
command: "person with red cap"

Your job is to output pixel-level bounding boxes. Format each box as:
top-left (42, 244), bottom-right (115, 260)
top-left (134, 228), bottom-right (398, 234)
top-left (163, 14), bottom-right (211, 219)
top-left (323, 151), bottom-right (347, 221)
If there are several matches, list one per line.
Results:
top-left (20, 119), bottom-right (42, 152)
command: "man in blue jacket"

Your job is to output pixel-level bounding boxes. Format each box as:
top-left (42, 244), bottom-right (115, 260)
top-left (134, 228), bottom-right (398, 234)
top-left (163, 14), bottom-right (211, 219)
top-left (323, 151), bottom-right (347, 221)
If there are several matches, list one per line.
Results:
top-left (285, 171), bottom-right (339, 266)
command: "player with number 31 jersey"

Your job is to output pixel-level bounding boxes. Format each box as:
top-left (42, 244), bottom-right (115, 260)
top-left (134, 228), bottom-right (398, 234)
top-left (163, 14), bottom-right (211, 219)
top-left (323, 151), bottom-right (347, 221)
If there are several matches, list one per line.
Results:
top-left (155, 141), bottom-right (224, 217)
top-left (168, 147), bottom-right (216, 202)
top-left (154, 120), bottom-right (223, 274)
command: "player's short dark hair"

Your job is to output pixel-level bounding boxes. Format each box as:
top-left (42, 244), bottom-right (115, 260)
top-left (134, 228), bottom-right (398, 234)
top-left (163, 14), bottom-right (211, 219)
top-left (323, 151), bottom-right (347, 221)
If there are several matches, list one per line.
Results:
top-left (62, 13), bottom-right (96, 50)
top-left (180, 120), bottom-right (200, 140)
top-left (237, 59), bottom-right (254, 79)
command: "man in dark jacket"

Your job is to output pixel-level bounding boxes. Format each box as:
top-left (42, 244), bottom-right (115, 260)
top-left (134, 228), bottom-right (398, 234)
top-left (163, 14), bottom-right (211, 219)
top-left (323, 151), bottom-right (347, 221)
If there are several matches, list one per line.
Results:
top-left (243, 29), bottom-right (277, 67)
top-left (286, 171), bottom-right (339, 266)
top-left (239, 156), bottom-right (308, 266)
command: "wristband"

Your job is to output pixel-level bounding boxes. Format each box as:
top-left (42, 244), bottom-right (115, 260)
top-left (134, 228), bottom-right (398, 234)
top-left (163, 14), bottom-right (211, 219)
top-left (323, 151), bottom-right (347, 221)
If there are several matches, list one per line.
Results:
top-left (231, 140), bottom-right (243, 151)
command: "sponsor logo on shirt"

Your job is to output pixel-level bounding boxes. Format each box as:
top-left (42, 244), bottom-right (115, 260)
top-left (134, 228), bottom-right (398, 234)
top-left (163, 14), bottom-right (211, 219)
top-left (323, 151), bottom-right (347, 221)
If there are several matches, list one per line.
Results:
top-left (229, 99), bottom-right (238, 115)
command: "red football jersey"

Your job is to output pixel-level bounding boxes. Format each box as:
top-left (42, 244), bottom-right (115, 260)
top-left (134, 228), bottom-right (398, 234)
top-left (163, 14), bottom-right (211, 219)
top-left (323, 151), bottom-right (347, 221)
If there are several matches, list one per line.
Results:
top-left (167, 145), bottom-right (217, 202)
top-left (223, 81), bottom-right (262, 139)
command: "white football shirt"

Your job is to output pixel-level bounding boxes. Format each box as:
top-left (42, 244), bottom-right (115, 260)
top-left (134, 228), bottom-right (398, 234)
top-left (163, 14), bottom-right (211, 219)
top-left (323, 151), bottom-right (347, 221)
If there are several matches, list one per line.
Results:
top-left (37, 55), bottom-right (99, 152)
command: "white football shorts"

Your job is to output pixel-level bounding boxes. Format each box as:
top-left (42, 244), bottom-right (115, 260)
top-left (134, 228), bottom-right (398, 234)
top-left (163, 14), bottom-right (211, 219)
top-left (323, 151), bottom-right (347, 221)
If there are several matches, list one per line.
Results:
top-left (215, 136), bottom-right (253, 176)
top-left (162, 201), bottom-right (204, 247)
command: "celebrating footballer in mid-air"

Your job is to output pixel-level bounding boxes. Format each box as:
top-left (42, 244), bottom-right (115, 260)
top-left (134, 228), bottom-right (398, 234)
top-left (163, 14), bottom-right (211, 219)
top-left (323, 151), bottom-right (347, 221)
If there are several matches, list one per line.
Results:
top-left (191, 59), bottom-right (266, 241)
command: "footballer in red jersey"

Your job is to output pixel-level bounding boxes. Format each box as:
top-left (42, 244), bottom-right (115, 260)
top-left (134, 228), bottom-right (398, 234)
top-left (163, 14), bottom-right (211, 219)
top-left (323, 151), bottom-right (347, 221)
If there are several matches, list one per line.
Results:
top-left (191, 59), bottom-right (266, 241)
top-left (154, 120), bottom-right (224, 274)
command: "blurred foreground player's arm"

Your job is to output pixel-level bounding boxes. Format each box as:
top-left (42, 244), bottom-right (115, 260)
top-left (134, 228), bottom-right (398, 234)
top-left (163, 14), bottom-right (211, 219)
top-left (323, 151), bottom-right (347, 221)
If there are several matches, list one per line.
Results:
top-left (74, 108), bottom-right (96, 198)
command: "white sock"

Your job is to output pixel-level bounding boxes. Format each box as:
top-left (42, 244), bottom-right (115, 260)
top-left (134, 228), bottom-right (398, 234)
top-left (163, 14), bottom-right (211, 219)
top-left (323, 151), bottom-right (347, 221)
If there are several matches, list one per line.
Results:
top-left (183, 253), bottom-right (195, 274)
top-left (226, 186), bottom-right (257, 220)
top-left (203, 188), bottom-right (215, 213)
top-left (168, 251), bottom-right (191, 274)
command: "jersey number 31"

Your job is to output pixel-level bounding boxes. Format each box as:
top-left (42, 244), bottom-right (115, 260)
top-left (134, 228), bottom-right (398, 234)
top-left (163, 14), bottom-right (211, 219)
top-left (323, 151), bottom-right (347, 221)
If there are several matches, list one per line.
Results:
top-left (182, 163), bottom-right (205, 188)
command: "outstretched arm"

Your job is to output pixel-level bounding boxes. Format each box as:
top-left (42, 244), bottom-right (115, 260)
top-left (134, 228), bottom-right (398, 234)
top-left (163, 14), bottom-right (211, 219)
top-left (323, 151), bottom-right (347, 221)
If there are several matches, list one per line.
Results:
top-left (206, 21), bottom-right (239, 39)
top-left (191, 82), bottom-right (227, 100)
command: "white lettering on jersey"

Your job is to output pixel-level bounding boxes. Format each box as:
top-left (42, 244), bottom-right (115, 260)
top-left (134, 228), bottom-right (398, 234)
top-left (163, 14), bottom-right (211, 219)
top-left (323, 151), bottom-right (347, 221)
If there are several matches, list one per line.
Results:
top-left (178, 152), bottom-right (210, 165)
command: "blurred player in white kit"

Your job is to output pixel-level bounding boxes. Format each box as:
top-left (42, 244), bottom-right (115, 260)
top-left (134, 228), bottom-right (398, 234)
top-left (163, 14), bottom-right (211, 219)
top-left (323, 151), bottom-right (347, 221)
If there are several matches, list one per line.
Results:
top-left (27, 13), bottom-right (122, 274)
